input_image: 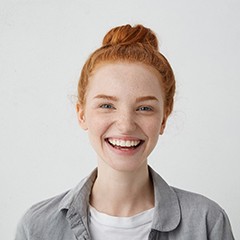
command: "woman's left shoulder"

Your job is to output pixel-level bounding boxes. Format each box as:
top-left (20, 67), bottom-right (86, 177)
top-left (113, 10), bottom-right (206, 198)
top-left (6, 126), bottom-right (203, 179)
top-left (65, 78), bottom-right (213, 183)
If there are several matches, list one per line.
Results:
top-left (171, 187), bottom-right (235, 238)
top-left (172, 187), bottom-right (233, 230)
top-left (172, 186), bottom-right (225, 216)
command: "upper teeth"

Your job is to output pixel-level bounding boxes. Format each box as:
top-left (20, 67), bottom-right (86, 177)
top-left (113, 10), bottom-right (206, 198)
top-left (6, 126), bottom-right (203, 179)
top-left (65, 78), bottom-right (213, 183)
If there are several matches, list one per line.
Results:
top-left (108, 139), bottom-right (140, 147)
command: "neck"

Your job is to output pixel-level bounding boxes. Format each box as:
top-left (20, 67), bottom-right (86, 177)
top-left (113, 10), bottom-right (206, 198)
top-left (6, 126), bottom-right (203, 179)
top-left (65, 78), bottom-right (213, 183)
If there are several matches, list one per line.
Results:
top-left (90, 162), bottom-right (154, 217)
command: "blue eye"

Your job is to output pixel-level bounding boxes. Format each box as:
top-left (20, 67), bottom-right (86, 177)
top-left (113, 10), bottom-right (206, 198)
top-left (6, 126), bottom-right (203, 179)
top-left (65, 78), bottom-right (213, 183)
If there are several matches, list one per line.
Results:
top-left (100, 104), bottom-right (114, 109)
top-left (137, 106), bottom-right (153, 111)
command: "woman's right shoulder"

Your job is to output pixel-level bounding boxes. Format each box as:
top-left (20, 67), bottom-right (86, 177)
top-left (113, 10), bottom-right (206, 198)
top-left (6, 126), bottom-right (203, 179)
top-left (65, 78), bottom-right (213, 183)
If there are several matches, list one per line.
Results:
top-left (15, 172), bottom-right (96, 239)
top-left (26, 191), bottom-right (69, 219)
top-left (20, 191), bottom-right (69, 223)
top-left (15, 190), bottom-right (70, 240)
top-left (18, 174), bottom-right (91, 225)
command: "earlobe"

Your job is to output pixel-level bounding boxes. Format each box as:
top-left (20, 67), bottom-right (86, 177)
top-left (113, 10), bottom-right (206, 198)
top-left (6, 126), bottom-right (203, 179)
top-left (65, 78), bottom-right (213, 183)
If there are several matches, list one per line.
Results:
top-left (159, 111), bottom-right (169, 135)
top-left (159, 122), bottom-right (166, 135)
top-left (76, 102), bottom-right (88, 130)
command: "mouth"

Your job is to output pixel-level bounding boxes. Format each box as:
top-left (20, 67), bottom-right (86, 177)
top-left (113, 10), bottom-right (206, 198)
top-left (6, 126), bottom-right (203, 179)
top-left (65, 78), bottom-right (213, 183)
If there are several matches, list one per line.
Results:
top-left (105, 138), bottom-right (144, 150)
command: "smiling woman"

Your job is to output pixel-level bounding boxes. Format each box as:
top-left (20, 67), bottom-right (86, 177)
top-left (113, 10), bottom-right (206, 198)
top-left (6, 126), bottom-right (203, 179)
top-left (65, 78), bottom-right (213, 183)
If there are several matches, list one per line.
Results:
top-left (77, 62), bottom-right (165, 173)
top-left (15, 24), bottom-right (235, 240)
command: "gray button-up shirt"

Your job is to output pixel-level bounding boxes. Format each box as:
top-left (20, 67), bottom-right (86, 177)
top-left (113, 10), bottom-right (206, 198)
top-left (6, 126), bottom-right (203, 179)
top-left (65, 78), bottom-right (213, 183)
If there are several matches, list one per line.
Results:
top-left (15, 167), bottom-right (235, 240)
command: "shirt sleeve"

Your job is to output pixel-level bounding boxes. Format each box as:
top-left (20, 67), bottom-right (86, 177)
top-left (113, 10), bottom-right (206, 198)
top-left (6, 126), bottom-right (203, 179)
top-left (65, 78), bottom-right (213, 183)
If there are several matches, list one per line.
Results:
top-left (15, 216), bottom-right (29, 240)
top-left (208, 209), bottom-right (235, 240)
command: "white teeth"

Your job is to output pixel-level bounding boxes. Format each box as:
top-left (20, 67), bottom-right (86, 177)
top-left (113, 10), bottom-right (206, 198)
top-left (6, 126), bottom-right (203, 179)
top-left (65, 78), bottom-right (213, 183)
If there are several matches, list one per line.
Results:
top-left (108, 139), bottom-right (140, 147)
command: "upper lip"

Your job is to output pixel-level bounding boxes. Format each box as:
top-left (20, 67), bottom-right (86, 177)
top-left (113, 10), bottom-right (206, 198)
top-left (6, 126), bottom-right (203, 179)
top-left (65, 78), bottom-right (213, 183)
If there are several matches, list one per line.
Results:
top-left (106, 137), bottom-right (144, 141)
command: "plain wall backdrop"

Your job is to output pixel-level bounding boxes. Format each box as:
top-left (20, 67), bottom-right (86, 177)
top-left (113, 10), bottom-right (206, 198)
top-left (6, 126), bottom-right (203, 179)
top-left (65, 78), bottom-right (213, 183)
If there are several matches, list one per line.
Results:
top-left (0, 0), bottom-right (239, 239)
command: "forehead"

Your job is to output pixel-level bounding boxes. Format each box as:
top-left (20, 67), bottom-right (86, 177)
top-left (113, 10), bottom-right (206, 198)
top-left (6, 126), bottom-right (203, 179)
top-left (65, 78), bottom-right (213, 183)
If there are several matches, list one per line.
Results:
top-left (87, 62), bottom-right (164, 96)
top-left (92, 61), bottom-right (160, 79)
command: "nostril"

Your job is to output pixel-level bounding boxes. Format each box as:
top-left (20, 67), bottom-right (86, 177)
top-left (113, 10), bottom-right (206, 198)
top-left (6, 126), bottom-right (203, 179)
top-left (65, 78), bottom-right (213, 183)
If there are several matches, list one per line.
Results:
top-left (116, 117), bottom-right (136, 133)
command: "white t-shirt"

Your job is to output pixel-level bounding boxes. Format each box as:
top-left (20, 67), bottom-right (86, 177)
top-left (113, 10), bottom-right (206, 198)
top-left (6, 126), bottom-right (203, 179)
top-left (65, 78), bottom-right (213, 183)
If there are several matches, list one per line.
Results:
top-left (88, 205), bottom-right (154, 240)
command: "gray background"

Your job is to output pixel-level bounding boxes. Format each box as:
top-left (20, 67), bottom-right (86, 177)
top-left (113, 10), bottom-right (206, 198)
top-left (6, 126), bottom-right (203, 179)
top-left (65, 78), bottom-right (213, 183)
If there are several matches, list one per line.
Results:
top-left (0, 0), bottom-right (239, 239)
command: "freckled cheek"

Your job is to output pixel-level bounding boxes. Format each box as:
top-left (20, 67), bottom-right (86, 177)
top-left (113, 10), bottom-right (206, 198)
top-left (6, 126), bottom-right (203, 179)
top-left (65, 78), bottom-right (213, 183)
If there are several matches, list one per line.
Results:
top-left (86, 122), bottom-right (107, 152)
top-left (87, 117), bottom-right (111, 138)
top-left (145, 121), bottom-right (162, 138)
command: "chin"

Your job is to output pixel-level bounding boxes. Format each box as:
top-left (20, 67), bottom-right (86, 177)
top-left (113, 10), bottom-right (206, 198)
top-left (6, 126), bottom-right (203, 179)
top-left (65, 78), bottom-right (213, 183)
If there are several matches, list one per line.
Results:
top-left (103, 158), bottom-right (148, 173)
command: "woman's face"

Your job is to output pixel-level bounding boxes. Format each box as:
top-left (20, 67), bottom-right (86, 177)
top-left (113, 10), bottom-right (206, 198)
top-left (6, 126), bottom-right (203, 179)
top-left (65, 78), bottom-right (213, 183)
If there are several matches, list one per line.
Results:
top-left (77, 62), bottom-right (167, 172)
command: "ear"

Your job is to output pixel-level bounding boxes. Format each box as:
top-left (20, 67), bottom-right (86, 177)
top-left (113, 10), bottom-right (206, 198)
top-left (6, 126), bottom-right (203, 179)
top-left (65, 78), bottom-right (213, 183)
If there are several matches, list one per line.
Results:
top-left (159, 110), bottom-right (169, 135)
top-left (76, 102), bottom-right (88, 130)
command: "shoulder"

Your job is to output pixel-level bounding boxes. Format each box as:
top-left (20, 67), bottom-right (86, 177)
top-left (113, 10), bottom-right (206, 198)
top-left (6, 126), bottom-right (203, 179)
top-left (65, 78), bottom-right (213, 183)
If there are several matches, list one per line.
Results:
top-left (173, 187), bottom-right (221, 208)
top-left (149, 167), bottom-right (234, 238)
top-left (172, 187), bottom-right (225, 217)
top-left (19, 172), bottom-right (93, 226)
top-left (172, 187), bottom-right (235, 238)
top-left (25, 191), bottom-right (69, 221)
top-left (172, 187), bottom-right (233, 235)
top-left (151, 166), bottom-right (227, 222)
top-left (18, 191), bottom-right (69, 232)
top-left (172, 187), bottom-right (224, 213)
top-left (15, 172), bottom-right (95, 239)
top-left (15, 191), bottom-right (70, 239)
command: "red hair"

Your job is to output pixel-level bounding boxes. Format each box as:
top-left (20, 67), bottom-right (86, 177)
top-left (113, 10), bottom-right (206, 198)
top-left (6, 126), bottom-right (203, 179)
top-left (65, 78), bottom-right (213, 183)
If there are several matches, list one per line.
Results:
top-left (78, 24), bottom-right (175, 116)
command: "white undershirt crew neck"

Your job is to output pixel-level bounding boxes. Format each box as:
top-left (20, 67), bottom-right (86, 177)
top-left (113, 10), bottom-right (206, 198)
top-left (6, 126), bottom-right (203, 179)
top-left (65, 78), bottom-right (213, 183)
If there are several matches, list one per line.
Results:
top-left (88, 205), bottom-right (154, 240)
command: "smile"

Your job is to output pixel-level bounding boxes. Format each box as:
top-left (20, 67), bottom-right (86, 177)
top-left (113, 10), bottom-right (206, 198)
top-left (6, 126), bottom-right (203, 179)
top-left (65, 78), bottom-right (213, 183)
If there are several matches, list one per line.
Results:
top-left (106, 138), bottom-right (143, 149)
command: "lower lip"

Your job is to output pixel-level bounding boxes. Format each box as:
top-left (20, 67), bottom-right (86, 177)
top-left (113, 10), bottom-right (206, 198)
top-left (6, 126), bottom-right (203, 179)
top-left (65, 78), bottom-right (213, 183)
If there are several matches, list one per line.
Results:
top-left (105, 140), bottom-right (143, 156)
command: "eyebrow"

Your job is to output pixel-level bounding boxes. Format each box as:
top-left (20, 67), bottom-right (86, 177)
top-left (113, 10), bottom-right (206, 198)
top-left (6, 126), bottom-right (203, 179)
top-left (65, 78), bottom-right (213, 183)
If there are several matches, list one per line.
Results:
top-left (93, 94), bottom-right (118, 101)
top-left (93, 94), bottom-right (159, 102)
top-left (136, 96), bottom-right (159, 102)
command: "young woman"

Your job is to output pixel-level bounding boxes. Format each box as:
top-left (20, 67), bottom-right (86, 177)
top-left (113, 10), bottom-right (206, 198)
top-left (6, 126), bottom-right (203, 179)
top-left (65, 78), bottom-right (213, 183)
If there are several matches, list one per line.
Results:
top-left (15, 24), bottom-right (235, 240)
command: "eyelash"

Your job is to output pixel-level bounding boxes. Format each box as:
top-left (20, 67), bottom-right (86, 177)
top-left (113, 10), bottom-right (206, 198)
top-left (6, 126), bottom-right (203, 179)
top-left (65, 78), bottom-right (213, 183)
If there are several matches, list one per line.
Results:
top-left (137, 106), bottom-right (153, 111)
top-left (99, 103), bottom-right (114, 109)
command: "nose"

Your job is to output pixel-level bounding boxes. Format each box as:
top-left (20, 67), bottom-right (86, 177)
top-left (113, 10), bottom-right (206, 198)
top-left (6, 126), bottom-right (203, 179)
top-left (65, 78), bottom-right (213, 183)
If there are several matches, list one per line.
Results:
top-left (116, 110), bottom-right (137, 133)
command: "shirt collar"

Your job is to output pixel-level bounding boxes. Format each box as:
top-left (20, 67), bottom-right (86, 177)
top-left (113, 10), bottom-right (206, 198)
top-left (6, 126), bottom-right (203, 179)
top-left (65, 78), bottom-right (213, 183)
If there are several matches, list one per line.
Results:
top-left (58, 166), bottom-right (181, 232)
top-left (58, 169), bottom-right (97, 217)
top-left (149, 166), bottom-right (181, 231)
